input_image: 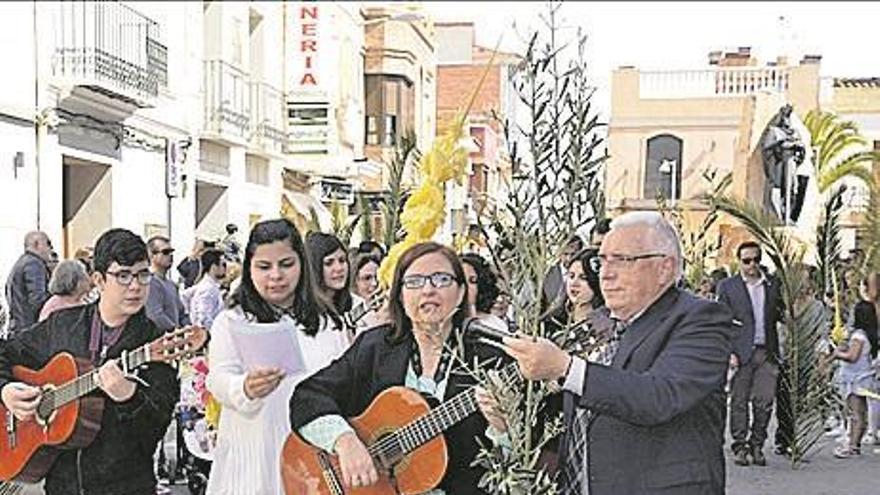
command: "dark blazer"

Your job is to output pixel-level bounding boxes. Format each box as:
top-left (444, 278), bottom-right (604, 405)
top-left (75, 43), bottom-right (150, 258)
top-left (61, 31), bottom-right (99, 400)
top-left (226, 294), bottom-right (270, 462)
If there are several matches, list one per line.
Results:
top-left (567, 287), bottom-right (732, 495)
top-left (0, 303), bottom-right (179, 495)
top-left (4, 251), bottom-right (50, 336)
top-left (715, 274), bottom-right (783, 364)
top-left (290, 325), bottom-right (509, 495)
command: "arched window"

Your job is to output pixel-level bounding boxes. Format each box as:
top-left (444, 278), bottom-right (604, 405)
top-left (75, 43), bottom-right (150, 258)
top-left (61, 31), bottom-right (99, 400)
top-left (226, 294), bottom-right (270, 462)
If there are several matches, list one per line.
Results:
top-left (644, 134), bottom-right (683, 201)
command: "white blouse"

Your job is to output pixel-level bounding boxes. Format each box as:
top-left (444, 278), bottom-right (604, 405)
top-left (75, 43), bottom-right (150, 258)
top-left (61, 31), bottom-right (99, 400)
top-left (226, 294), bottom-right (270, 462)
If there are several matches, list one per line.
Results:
top-left (205, 307), bottom-right (351, 495)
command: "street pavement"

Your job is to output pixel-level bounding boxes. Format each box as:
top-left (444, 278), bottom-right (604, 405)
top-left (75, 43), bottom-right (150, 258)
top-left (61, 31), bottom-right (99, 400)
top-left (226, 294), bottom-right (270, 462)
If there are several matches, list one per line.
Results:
top-left (18, 428), bottom-right (873, 494)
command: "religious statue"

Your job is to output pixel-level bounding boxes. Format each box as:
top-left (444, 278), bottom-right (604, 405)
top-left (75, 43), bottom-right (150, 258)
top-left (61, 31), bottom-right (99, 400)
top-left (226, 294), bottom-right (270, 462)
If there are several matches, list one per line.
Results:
top-left (761, 104), bottom-right (808, 224)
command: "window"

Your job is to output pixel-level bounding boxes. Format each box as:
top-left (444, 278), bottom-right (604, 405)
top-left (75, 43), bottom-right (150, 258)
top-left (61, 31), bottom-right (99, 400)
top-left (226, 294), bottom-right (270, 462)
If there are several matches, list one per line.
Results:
top-left (643, 134), bottom-right (683, 201)
top-left (245, 154), bottom-right (268, 185)
top-left (287, 102), bottom-right (330, 154)
top-left (383, 115), bottom-right (397, 146)
top-left (366, 116), bottom-right (380, 145)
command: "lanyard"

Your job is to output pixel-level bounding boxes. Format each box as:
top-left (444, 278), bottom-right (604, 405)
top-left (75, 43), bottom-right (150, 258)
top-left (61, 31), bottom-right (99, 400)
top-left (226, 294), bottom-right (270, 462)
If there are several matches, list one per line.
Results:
top-left (409, 331), bottom-right (456, 384)
top-left (89, 310), bottom-right (125, 365)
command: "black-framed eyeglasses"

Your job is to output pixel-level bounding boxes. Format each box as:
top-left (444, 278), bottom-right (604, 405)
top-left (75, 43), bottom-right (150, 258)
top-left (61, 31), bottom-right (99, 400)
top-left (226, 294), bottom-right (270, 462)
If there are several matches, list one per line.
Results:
top-left (740, 256), bottom-right (760, 265)
top-left (106, 269), bottom-right (153, 286)
top-left (402, 272), bottom-right (458, 290)
top-left (592, 253), bottom-right (667, 270)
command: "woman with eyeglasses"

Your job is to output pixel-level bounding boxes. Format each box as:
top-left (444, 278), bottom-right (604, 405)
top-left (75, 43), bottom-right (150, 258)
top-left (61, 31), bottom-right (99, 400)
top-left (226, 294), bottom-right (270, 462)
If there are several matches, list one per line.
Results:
top-left (289, 242), bottom-right (510, 494)
top-left (205, 219), bottom-right (351, 495)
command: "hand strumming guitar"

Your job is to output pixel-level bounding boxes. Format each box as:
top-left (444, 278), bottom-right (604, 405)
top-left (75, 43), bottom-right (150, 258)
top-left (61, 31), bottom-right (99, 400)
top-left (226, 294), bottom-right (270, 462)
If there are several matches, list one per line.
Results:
top-left (1, 382), bottom-right (41, 421)
top-left (243, 367), bottom-right (285, 400)
top-left (334, 431), bottom-right (379, 488)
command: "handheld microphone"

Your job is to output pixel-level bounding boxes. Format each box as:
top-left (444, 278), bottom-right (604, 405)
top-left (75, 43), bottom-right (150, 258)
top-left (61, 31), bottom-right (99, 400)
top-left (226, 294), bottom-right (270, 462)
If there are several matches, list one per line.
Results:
top-left (463, 317), bottom-right (515, 344)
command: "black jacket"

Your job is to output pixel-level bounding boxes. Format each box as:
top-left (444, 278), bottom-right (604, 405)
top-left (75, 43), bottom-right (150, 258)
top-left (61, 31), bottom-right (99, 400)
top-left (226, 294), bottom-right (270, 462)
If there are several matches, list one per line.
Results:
top-left (290, 325), bottom-right (509, 494)
top-left (4, 251), bottom-right (50, 336)
top-left (716, 274), bottom-right (783, 364)
top-left (568, 287), bottom-right (732, 495)
top-left (0, 303), bottom-right (179, 495)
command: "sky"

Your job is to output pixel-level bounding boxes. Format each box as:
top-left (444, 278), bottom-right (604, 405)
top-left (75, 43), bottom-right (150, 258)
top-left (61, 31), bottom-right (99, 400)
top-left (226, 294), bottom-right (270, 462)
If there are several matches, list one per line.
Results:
top-left (422, 1), bottom-right (880, 118)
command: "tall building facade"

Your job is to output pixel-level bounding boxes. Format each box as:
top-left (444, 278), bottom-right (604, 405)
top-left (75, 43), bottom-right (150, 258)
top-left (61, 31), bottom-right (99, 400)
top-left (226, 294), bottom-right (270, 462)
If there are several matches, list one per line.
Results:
top-left (435, 22), bottom-right (519, 245)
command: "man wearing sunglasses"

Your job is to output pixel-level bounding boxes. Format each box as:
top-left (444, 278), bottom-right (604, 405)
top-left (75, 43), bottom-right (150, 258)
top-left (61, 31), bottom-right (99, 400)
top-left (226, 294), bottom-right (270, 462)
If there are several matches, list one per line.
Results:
top-left (715, 241), bottom-right (783, 467)
top-left (145, 236), bottom-right (191, 332)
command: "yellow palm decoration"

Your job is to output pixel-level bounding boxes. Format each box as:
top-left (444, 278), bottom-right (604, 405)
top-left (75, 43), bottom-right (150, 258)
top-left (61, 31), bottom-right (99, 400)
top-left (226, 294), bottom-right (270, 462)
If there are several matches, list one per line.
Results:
top-left (829, 264), bottom-right (846, 345)
top-left (377, 44), bottom-right (500, 287)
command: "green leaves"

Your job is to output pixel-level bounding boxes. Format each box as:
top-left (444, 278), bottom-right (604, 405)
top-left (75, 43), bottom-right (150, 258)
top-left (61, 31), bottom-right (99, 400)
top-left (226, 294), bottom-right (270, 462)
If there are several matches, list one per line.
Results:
top-left (711, 193), bottom-right (837, 467)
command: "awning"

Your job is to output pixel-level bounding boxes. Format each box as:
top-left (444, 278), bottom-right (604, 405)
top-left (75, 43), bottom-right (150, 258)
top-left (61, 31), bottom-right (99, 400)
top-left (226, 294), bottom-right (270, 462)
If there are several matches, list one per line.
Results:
top-left (282, 191), bottom-right (333, 231)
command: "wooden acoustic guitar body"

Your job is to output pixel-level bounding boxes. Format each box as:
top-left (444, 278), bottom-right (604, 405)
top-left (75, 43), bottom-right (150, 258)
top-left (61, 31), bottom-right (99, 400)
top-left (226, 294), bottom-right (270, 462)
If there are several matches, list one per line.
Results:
top-left (0, 353), bottom-right (104, 482)
top-left (281, 386), bottom-right (448, 495)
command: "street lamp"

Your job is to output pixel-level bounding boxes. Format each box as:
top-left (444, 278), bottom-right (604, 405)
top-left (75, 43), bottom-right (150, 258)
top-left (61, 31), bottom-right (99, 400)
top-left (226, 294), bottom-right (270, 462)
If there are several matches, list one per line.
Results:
top-left (658, 158), bottom-right (678, 205)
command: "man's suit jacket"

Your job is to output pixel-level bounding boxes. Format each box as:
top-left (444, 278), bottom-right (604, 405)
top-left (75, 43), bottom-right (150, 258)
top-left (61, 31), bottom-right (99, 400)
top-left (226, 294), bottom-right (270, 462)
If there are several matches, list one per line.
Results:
top-left (565, 287), bottom-right (732, 495)
top-left (715, 274), bottom-right (783, 364)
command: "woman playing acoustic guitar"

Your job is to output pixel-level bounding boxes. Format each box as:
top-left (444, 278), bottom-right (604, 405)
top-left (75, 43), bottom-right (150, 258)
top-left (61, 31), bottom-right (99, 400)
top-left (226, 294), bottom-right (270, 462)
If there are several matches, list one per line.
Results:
top-left (289, 242), bottom-right (510, 494)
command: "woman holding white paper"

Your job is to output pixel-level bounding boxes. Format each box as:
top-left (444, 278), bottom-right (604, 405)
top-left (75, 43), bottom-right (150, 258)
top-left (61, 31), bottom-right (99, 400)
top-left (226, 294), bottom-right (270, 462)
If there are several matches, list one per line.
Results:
top-left (205, 219), bottom-right (352, 495)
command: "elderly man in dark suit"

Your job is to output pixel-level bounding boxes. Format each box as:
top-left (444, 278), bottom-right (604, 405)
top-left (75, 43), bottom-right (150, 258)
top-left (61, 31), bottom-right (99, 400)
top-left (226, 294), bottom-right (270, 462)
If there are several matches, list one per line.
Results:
top-left (715, 241), bottom-right (783, 467)
top-left (505, 211), bottom-right (732, 495)
top-left (4, 231), bottom-right (53, 336)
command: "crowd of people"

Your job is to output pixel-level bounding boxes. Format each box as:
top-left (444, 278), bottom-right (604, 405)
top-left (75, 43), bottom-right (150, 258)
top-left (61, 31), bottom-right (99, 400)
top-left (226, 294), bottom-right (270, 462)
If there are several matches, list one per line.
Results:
top-left (0, 211), bottom-right (875, 495)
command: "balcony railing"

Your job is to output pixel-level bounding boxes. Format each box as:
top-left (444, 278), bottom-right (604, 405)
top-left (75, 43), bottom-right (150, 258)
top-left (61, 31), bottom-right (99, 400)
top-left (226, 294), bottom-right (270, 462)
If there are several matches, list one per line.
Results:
top-left (249, 80), bottom-right (286, 150)
top-left (639, 67), bottom-right (790, 99)
top-left (53, 1), bottom-right (166, 105)
top-left (204, 59), bottom-right (250, 140)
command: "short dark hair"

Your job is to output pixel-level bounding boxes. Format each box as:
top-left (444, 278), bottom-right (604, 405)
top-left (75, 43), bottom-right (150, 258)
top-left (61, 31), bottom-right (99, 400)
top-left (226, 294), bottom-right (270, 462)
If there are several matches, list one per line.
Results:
top-left (230, 219), bottom-right (326, 334)
top-left (352, 253), bottom-right (381, 280)
top-left (595, 218), bottom-right (612, 235)
top-left (358, 240), bottom-right (386, 258)
top-left (566, 235), bottom-right (585, 251)
top-left (460, 253), bottom-right (500, 314)
top-left (200, 249), bottom-right (225, 274)
top-left (306, 232), bottom-right (352, 314)
top-left (225, 223), bottom-right (238, 235)
top-left (736, 241), bottom-right (762, 259)
top-left (147, 235), bottom-right (170, 254)
top-left (387, 242), bottom-right (468, 344)
top-left (93, 229), bottom-right (149, 275)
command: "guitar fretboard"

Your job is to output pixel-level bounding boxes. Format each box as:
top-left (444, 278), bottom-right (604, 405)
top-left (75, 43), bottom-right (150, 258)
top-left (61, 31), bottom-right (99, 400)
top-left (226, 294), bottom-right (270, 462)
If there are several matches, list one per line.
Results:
top-left (0, 480), bottom-right (23, 495)
top-left (36, 345), bottom-right (151, 418)
top-left (368, 361), bottom-right (519, 460)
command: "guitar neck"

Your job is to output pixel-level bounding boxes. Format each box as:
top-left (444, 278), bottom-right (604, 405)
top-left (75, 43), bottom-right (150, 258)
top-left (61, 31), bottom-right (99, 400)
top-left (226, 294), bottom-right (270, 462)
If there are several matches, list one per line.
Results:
top-left (0, 480), bottom-right (23, 495)
top-left (380, 361), bottom-right (519, 458)
top-left (38, 345), bottom-right (152, 414)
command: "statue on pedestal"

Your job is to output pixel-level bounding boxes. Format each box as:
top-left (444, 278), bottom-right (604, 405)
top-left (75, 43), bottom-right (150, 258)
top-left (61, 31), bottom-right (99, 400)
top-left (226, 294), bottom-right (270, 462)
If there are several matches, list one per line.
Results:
top-left (761, 104), bottom-right (808, 224)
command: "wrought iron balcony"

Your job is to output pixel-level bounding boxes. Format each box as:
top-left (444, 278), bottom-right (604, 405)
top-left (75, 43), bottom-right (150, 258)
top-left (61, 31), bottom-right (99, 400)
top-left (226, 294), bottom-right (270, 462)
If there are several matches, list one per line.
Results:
top-left (249, 80), bottom-right (286, 151)
top-left (52, 1), bottom-right (166, 107)
top-left (203, 59), bottom-right (251, 141)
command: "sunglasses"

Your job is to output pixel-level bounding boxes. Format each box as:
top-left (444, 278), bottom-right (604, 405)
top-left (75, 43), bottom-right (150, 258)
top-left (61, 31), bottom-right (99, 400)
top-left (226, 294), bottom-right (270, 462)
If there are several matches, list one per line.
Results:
top-left (154, 248), bottom-right (175, 256)
top-left (740, 257), bottom-right (760, 265)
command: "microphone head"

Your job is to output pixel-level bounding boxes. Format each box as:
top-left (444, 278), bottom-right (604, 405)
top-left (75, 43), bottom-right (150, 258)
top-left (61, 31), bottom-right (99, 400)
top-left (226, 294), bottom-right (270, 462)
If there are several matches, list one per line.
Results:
top-left (464, 317), bottom-right (514, 344)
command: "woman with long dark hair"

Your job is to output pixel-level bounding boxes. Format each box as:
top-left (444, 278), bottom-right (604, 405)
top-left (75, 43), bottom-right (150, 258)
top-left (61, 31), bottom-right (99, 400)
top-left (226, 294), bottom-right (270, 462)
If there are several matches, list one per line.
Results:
top-left (290, 242), bottom-right (510, 494)
top-left (461, 252), bottom-right (508, 331)
top-left (205, 219), bottom-right (352, 494)
top-left (306, 232), bottom-right (356, 315)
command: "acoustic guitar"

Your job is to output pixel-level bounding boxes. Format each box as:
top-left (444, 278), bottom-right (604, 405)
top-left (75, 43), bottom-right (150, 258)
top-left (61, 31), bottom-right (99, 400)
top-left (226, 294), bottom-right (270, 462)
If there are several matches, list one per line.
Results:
top-left (0, 326), bottom-right (207, 483)
top-left (280, 360), bottom-right (517, 495)
top-left (0, 481), bottom-right (22, 495)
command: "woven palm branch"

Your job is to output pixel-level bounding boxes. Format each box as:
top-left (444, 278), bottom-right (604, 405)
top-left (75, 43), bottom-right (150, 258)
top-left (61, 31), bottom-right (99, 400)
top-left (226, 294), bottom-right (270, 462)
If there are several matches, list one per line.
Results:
top-left (712, 194), bottom-right (836, 467)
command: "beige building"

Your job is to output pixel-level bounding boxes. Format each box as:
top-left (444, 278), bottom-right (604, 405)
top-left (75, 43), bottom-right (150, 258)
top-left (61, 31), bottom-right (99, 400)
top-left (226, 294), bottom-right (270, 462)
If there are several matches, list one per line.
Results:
top-left (606, 47), bottom-right (877, 265)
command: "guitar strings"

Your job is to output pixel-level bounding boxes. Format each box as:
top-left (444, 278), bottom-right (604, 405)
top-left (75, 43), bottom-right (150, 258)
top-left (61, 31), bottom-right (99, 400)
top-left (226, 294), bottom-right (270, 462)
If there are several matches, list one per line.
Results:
top-left (366, 361), bottom-right (519, 459)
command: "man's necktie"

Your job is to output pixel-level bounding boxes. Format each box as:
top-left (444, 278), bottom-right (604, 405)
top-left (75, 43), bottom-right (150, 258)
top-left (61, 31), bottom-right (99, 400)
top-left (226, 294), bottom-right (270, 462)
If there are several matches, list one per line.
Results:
top-left (559, 319), bottom-right (627, 495)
